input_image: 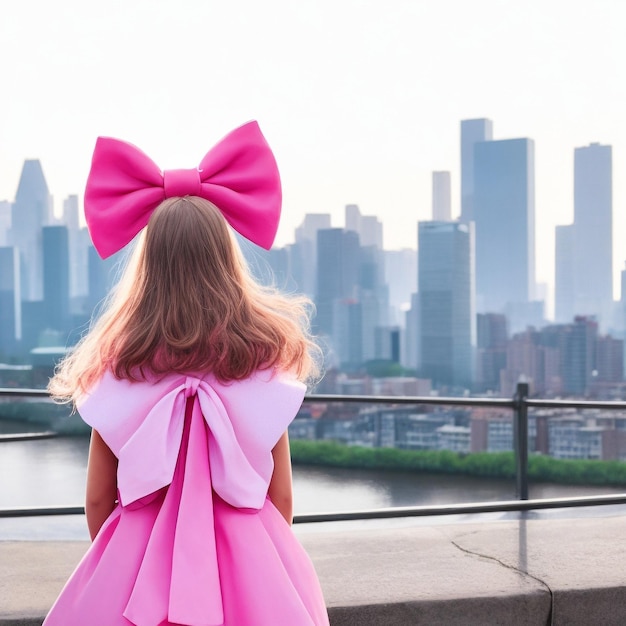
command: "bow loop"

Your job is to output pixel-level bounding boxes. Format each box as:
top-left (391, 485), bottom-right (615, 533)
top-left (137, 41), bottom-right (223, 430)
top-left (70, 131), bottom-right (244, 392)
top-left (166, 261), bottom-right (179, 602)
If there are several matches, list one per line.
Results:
top-left (84, 121), bottom-right (281, 258)
top-left (115, 377), bottom-right (269, 510)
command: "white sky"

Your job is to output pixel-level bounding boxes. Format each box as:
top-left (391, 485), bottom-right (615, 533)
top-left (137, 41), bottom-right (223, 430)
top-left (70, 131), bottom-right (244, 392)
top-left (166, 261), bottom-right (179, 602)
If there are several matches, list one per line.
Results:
top-left (1, 0), bottom-right (626, 310)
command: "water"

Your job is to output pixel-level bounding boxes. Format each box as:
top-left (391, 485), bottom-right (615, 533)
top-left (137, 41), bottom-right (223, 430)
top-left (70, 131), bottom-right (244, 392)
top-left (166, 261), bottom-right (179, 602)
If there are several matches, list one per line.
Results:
top-left (2, 426), bottom-right (626, 539)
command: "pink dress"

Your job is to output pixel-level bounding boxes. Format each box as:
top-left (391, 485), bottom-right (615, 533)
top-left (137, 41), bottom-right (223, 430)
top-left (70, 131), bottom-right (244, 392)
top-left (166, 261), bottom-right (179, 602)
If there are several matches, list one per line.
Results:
top-left (43, 369), bottom-right (329, 626)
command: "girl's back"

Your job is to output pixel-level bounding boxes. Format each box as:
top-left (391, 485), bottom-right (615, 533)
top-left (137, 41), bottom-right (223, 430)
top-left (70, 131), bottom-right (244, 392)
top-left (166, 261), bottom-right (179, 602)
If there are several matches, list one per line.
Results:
top-left (43, 122), bottom-right (329, 626)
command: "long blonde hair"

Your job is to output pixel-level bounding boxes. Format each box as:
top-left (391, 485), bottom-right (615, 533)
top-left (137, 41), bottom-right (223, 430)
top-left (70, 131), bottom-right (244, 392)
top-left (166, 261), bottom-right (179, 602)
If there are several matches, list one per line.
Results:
top-left (49, 197), bottom-right (320, 403)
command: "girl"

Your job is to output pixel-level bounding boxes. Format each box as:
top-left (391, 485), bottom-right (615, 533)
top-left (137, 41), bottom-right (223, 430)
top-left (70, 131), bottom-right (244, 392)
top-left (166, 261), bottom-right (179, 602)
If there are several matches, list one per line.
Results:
top-left (44, 121), bottom-right (330, 626)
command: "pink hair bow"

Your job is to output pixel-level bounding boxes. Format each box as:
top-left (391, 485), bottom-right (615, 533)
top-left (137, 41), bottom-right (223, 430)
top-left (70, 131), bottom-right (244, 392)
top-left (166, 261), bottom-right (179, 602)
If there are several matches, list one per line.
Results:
top-left (84, 121), bottom-right (282, 258)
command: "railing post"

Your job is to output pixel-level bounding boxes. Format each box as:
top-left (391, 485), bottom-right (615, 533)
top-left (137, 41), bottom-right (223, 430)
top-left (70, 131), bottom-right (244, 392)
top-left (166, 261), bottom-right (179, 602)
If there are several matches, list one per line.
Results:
top-left (513, 382), bottom-right (529, 500)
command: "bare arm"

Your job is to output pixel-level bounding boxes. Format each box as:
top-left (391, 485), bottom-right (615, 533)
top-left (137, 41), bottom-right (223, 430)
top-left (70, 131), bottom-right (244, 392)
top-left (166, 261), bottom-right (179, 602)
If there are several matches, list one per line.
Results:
top-left (85, 429), bottom-right (118, 541)
top-left (268, 431), bottom-right (294, 525)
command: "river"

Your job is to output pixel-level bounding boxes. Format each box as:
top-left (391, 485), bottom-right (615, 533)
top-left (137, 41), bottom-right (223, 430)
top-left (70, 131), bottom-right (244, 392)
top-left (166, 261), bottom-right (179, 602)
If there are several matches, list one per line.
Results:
top-left (2, 422), bottom-right (626, 539)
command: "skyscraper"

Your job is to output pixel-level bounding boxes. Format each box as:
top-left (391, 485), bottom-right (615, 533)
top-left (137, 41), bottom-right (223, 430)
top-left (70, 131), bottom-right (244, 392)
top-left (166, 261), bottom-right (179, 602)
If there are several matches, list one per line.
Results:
top-left (0, 247), bottom-right (21, 355)
top-left (473, 138), bottom-right (535, 313)
top-left (460, 118), bottom-right (493, 223)
top-left (403, 292), bottom-right (420, 370)
top-left (315, 228), bottom-right (360, 338)
top-left (9, 159), bottom-right (52, 300)
top-left (359, 245), bottom-right (388, 361)
top-left (384, 248), bottom-right (417, 326)
top-left (573, 143), bottom-right (613, 323)
top-left (293, 213), bottom-right (332, 298)
top-left (43, 225), bottom-right (70, 333)
top-left (0, 201), bottom-right (11, 246)
top-left (418, 221), bottom-right (475, 389)
top-left (476, 313), bottom-right (508, 392)
top-left (344, 204), bottom-right (383, 248)
top-left (555, 224), bottom-right (575, 322)
top-left (62, 195), bottom-right (89, 299)
top-left (9, 159), bottom-right (52, 301)
top-left (432, 171), bottom-right (451, 221)
top-left (562, 316), bottom-right (598, 396)
top-left (86, 245), bottom-right (124, 317)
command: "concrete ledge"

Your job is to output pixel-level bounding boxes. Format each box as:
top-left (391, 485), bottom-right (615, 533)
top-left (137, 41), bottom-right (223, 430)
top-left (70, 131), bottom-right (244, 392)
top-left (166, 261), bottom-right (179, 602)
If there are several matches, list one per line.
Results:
top-left (2, 515), bottom-right (626, 625)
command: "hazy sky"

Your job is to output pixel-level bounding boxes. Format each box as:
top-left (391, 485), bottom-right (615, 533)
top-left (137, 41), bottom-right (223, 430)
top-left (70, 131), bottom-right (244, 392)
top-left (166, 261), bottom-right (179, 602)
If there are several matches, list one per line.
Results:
top-left (1, 0), bottom-right (625, 308)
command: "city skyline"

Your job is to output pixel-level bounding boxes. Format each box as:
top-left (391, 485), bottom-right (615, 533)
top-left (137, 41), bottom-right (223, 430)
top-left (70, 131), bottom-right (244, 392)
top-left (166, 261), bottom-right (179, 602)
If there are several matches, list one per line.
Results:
top-left (0, 126), bottom-right (622, 316)
top-left (1, 0), bottom-right (626, 306)
top-left (2, 153), bottom-right (625, 397)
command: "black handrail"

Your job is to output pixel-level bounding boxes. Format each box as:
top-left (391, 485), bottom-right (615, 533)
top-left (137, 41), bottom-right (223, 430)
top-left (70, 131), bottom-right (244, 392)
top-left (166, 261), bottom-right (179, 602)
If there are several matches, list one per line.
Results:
top-left (3, 384), bottom-right (626, 522)
top-left (513, 382), bottom-right (529, 500)
top-left (0, 387), bottom-right (50, 397)
top-left (3, 493), bottom-right (626, 523)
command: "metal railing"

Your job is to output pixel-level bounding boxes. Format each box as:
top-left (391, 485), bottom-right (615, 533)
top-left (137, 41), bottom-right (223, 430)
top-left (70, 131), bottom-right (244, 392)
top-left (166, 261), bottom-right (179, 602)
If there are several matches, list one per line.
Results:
top-left (3, 383), bottom-right (626, 523)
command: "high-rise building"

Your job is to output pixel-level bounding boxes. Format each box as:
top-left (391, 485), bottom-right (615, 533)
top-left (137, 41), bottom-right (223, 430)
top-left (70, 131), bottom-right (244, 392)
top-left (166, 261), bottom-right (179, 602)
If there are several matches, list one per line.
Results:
top-left (315, 228), bottom-right (360, 338)
top-left (418, 221), bottom-right (475, 389)
top-left (473, 138), bottom-right (535, 313)
top-left (0, 201), bottom-right (11, 246)
top-left (384, 248), bottom-right (417, 327)
top-left (267, 247), bottom-right (296, 291)
top-left (43, 225), bottom-right (70, 333)
top-left (295, 213), bottom-right (332, 242)
top-left (573, 143), bottom-right (613, 324)
top-left (315, 227), bottom-right (389, 369)
top-left (476, 313), bottom-right (508, 392)
top-left (561, 316), bottom-right (598, 396)
top-left (403, 292), bottom-right (420, 370)
top-left (62, 194), bottom-right (80, 231)
top-left (86, 245), bottom-right (125, 318)
top-left (596, 335), bottom-right (623, 384)
top-left (62, 195), bottom-right (89, 299)
top-left (332, 298), bottom-right (362, 368)
top-left (360, 216), bottom-right (383, 248)
top-left (293, 213), bottom-right (332, 298)
top-left (555, 224), bottom-right (575, 323)
top-left (0, 247), bottom-right (21, 355)
top-left (432, 171), bottom-right (451, 221)
top-left (344, 204), bottom-right (383, 249)
top-left (9, 160), bottom-right (52, 301)
top-left (359, 245), bottom-right (389, 361)
top-left (460, 118), bottom-right (493, 224)
top-left (499, 328), bottom-right (556, 396)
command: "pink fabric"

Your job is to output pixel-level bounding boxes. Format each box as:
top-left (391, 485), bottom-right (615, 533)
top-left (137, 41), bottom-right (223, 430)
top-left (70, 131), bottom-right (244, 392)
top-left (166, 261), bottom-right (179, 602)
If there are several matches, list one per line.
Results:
top-left (84, 121), bottom-right (282, 258)
top-left (78, 370), bottom-right (305, 508)
top-left (43, 372), bottom-right (328, 626)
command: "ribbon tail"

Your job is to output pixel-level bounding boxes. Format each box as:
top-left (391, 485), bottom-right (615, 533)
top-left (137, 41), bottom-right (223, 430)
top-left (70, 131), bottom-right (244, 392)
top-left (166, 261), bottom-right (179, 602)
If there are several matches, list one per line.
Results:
top-left (169, 397), bottom-right (224, 626)
top-left (124, 396), bottom-right (223, 626)
top-left (123, 471), bottom-right (178, 626)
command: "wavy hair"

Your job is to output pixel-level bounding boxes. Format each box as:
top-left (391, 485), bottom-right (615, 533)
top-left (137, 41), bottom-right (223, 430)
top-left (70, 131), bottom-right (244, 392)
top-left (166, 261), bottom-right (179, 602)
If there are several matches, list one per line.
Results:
top-left (49, 197), bottom-right (320, 403)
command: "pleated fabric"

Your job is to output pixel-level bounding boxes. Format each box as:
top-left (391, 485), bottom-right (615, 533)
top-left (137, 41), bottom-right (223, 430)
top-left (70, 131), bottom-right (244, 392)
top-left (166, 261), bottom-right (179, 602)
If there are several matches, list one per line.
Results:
top-left (43, 370), bottom-right (329, 626)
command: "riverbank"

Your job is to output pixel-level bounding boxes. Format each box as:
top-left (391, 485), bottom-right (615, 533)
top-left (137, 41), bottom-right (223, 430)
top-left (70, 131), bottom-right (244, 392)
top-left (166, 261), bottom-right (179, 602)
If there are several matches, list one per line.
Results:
top-left (290, 440), bottom-right (626, 487)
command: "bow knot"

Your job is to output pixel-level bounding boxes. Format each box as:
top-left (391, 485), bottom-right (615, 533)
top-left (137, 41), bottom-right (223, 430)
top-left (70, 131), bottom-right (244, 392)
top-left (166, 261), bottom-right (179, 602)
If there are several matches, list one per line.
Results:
top-left (184, 376), bottom-right (200, 398)
top-left (163, 168), bottom-right (202, 199)
top-left (84, 121), bottom-right (282, 258)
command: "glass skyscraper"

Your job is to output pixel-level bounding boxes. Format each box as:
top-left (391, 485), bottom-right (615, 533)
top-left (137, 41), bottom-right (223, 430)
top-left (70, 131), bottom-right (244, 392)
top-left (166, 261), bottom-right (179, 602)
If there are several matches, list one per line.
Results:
top-left (473, 138), bottom-right (535, 314)
top-left (460, 118), bottom-right (493, 224)
top-left (9, 159), bottom-right (51, 301)
top-left (573, 143), bottom-right (613, 325)
top-left (418, 221), bottom-right (475, 389)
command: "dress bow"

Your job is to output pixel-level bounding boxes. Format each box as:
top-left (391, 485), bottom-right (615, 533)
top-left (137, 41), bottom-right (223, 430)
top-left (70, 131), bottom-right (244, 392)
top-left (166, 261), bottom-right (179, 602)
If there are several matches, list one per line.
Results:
top-left (117, 376), bottom-right (267, 508)
top-left (77, 370), bottom-right (306, 626)
top-left (84, 120), bottom-right (282, 258)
